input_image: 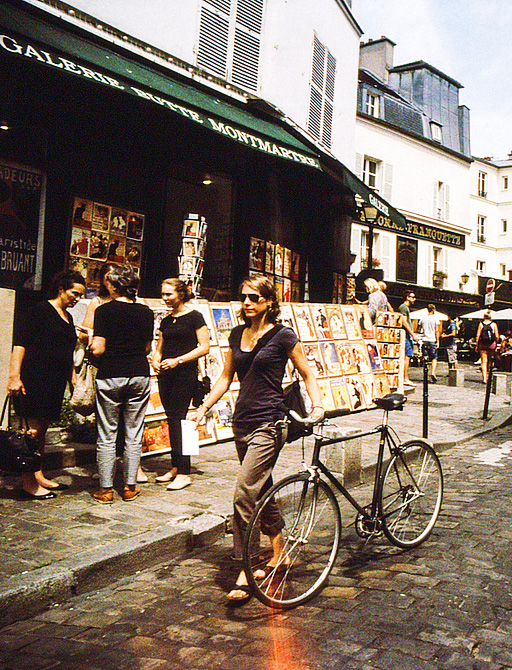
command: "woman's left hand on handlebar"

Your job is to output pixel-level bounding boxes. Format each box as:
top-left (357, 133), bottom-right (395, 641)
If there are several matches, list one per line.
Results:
top-left (309, 406), bottom-right (325, 424)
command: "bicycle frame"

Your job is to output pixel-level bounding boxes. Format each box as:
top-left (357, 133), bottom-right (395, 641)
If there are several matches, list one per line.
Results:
top-left (306, 410), bottom-right (401, 523)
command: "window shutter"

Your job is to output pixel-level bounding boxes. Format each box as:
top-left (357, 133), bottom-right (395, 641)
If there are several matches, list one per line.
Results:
top-left (426, 244), bottom-right (432, 285)
top-left (383, 163), bottom-right (393, 202)
top-left (433, 181), bottom-right (439, 219)
top-left (232, 28), bottom-right (260, 89)
top-left (197, 5), bottom-right (230, 78)
top-left (308, 35), bottom-right (336, 149)
top-left (355, 153), bottom-right (363, 179)
top-left (444, 183), bottom-right (450, 222)
top-left (381, 232), bottom-right (391, 278)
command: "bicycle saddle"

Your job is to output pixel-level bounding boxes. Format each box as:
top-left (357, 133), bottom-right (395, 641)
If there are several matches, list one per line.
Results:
top-left (374, 393), bottom-right (407, 411)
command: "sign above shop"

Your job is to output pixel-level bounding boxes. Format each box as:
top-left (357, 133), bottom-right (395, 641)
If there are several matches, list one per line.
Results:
top-left (0, 28), bottom-right (320, 169)
top-left (374, 217), bottom-right (466, 250)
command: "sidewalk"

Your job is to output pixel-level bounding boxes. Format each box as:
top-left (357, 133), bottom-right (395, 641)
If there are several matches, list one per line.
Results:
top-left (0, 362), bottom-right (510, 626)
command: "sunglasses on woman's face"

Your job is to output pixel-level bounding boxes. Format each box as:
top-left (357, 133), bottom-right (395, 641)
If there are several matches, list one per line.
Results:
top-left (239, 292), bottom-right (262, 303)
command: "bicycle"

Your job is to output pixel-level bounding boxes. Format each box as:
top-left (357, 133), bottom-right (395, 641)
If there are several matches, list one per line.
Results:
top-left (242, 392), bottom-right (444, 609)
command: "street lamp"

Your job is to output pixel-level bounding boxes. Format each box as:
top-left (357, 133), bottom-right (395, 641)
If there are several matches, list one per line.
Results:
top-left (459, 272), bottom-right (469, 290)
top-left (362, 202), bottom-right (378, 269)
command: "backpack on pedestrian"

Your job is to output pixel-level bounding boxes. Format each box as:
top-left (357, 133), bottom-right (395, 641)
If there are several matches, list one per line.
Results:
top-left (480, 323), bottom-right (496, 346)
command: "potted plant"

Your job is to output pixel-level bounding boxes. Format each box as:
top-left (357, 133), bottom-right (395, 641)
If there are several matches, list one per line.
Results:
top-left (432, 270), bottom-right (447, 287)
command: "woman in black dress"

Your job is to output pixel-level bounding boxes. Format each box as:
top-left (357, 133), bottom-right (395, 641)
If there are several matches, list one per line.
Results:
top-left (152, 278), bottom-right (209, 490)
top-left (7, 270), bottom-right (86, 499)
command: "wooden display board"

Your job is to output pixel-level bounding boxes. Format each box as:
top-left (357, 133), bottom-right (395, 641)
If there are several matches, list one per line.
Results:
top-left (141, 300), bottom-right (405, 455)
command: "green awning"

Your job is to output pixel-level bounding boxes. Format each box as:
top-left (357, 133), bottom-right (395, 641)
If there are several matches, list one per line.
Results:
top-left (1, 5), bottom-right (320, 168)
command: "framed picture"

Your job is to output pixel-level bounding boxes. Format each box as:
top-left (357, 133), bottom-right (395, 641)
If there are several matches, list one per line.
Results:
top-left (89, 231), bottom-right (109, 261)
top-left (274, 276), bottom-right (284, 301)
top-left (146, 377), bottom-right (165, 417)
top-left (325, 305), bottom-right (347, 339)
top-left (354, 305), bottom-right (374, 339)
top-left (106, 235), bottom-right (126, 263)
top-left (349, 341), bottom-right (372, 374)
top-left (211, 394), bottom-right (235, 440)
top-left (182, 237), bottom-right (200, 257)
top-left (334, 341), bottom-right (358, 375)
top-left (142, 419), bottom-right (171, 454)
top-left (291, 304), bottom-right (316, 341)
top-left (249, 237), bottom-right (265, 271)
top-left (211, 304), bottom-right (235, 347)
top-left (359, 373), bottom-right (375, 408)
top-left (70, 227), bottom-right (90, 258)
top-left (283, 248), bottom-right (292, 278)
top-left (302, 342), bottom-right (327, 377)
top-left (202, 346), bottom-right (224, 385)
top-left (69, 256), bottom-right (88, 280)
top-left (344, 375), bottom-right (366, 411)
top-left (191, 302), bottom-right (218, 346)
top-left (279, 304), bottom-right (298, 334)
top-left (182, 218), bottom-right (200, 237)
top-left (91, 203), bottom-right (111, 232)
top-left (329, 378), bottom-right (351, 411)
top-left (320, 341), bottom-right (342, 376)
top-left (366, 340), bottom-right (383, 371)
top-left (265, 241), bottom-right (274, 273)
top-left (317, 378), bottom-right (336, 412)
top-left (72, 198), bottom-right (93, 229)
top-left (110, 208), bottom-right (127, 236)
top-left (274, 244), bottom-right (284, 276)
top-left (125, 240), bottom-right (142, 266)
top-left (283, 278), bottom-right (291, 302)
top-left (291, 252), bottom-right (300, 282)
top-left (373, 372), bottom-right (391, 398)
top-left (127, 212), bottom-right (145, 241)
top-left (310, 304), bottom-right (332, 340)
top-left (340, 307), bottom-right (362, 340)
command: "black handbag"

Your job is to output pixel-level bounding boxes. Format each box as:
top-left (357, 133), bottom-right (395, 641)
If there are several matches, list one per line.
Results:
top-left (282, 378), bottom-right (313, 443)
top-left (191, 375), bottom-right (211, 408)
top-left (0, 397), bottom-right (41, 474)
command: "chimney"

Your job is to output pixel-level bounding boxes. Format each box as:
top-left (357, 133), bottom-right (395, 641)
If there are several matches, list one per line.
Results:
top-left (359, 36), bottom-right (396, 83)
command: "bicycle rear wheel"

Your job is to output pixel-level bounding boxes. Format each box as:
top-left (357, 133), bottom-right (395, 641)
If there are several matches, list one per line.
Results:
top-left (243, 472), bottom-right (341, 609)
top-left (379, 439), bottom-right (443, 548)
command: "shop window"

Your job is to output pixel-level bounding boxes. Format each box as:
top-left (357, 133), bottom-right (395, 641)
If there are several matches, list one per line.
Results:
top-left (308, 34), bottom-right (336, 148)
top-left (197, 0), bottom-right (265, 92)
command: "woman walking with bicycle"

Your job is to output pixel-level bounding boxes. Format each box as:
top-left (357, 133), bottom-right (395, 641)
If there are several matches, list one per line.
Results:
top-left (194, 276), bottom-right (324, 602)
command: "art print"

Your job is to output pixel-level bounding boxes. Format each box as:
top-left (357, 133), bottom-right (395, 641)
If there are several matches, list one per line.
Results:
top-left (310, 304), bottom-right (332, 340)
top-left (127, 212), bottom-right (144, 241)
top-left (334, 341), bottom-right (358, 375)
top-left (340, 306), bottom-right (362, 340)
top-left (70, 227), bottom-right (90, 258)
top-left (320, 341), bottom-right (342, 376)
top-left (317, 378), bottom-right (335, 412)
top-left (107, 235), bottom-right (126, 263)
top-left (373, 372), bottom-right (391, 398)
top-left (349, 341), bottom-right (372, 374)
top-left (249, 237), bottom-right (265, 271)
top-left (283, 248), bottom-right (292, 278)
top-left (329, 378), bottom-right (351, 411)
top-left (291, 304), bottom-right (316, 341)
top-left (302, 342), bottom-right (327, 377)
top-left (126, 240), bottom-right (142, 266)
top-left (274, 244), bottom-right (284, 276)
top-left (72, 198), bottom-right (93, 229)
top-left (344, 374), bottom-right (366, 411)
top-left (211, 304), bottom-right (235, 346)
top-left (212, 394), bottom-right (235, 439)
top-left (91, 203), bottom-right (111, 232)
top-left (355, 305), bottom-right (374, 338)
top-left (291, 252), bottom-right (300, 281)
top-left (110, 208), bottom-right (127, 236)
top-left (326, 304), bottom-right (347, 339)
top-left (279, 304), bottom-right (298, 334)
top-left (366, 340), bottom-right (383, 371)
top-left (265, 241), bottom-right (274, 273)
top-left (282, 278), bottom-right (291, 302)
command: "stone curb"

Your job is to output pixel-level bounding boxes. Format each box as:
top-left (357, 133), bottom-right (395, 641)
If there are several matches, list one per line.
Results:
top-left (0, 514), bottom-right (225, 628)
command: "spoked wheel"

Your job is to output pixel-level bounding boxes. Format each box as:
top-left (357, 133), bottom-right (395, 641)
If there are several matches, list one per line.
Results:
top-left (379, 439), bottom-right (443, 548)
top-left (243, 472), bottom-right (341, 609)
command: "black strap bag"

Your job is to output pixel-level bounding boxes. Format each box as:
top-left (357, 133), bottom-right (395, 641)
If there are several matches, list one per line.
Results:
top-left (191, 374), bottom-right (211, 408)
top-left (282, 378), bottom-right (313, 443)
top-left (0, 397), bottom-right (42, 474)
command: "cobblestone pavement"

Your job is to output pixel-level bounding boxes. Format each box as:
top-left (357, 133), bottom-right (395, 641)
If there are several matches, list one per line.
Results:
top-left (2, 420), bottom-right (512, 670)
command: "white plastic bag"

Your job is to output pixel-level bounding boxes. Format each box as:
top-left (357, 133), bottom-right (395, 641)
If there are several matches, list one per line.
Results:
top-left (181, 419), bottom-right (199, 456)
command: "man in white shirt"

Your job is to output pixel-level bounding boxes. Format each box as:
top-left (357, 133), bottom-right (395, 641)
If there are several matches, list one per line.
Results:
top-left (419, 304), bottom-right (442, 383)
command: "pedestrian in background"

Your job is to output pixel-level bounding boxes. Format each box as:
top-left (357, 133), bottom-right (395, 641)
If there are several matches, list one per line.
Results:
top-left (151, 278), bottom-right (210, 490)
top-left (441, 316), bottom-right (458, 372)
top-left (194, 276), bottom-right (324, 603)
top-left (378, 281), bottom-right (394, 312)
top-left (475, 310), bottom-right (499, 384)
top-left (418, 304), bottom-right (442, 383)
top-left (7, 270), bottom-right (86, 499)
top-left (363, 278), bottom-right (388, 321)
top-left (398, 290), bottom-right (421, 387)
top-left (90, 265), bottom-right (154, 504)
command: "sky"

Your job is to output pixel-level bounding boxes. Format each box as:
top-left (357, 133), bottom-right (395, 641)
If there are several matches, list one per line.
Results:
top-left (357, 0), bottom-right (512, 160)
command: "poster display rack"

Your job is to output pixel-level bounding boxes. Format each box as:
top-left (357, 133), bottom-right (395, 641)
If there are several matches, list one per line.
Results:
top-left (141, 301), bottom-right (404, 455)
top-left (178, 213), bottom-right (207, 297)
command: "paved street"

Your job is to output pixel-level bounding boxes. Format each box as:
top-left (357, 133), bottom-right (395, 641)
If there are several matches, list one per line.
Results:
top-left (2, 420), bottom-right (512, 670)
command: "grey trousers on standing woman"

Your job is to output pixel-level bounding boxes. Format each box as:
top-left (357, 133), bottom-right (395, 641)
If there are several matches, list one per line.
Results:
top-left (96, 376), bottom-right (151, 488)
top-left (232, 421), bottom-right (288, 560)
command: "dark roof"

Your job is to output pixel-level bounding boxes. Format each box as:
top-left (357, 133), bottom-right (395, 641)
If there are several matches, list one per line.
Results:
top-left (390, 61), bottom-right (463, 89)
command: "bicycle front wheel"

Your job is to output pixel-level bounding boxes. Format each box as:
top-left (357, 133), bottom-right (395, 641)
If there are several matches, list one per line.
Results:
top-left (379, 439), bottom-right (443, 548)
top-left (243, 472), bottom-right (341, 609)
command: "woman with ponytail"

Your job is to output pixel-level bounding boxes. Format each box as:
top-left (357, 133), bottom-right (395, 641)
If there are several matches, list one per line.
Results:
top-left (90, 265), bottom-right (154, 504)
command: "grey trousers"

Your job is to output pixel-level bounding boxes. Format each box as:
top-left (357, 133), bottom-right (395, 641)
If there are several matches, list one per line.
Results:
top-left (96, 376), bottom-right (150, 488)
top-left (232, 421), bottom-right (288, 560)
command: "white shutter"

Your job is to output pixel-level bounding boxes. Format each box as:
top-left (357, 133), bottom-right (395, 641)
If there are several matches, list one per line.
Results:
top-left (380, 232), bottom-right (391, 278)
top-left (383, 163), bottom-right (393, 202)
top-left (350, 226), bottom-right (360, 272)
top-left (197, 4), bottom-right (230, 78)
top-left (444, 183), bottom-right (450, 222)
top-left (231, 0), bottom-right (264, 91)
top-left (426, 244), bottom-right (433, 285)
top-left (355, 153), bottom-right (363, 179)
top-left (433, 181), bottom-right (438, 219)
